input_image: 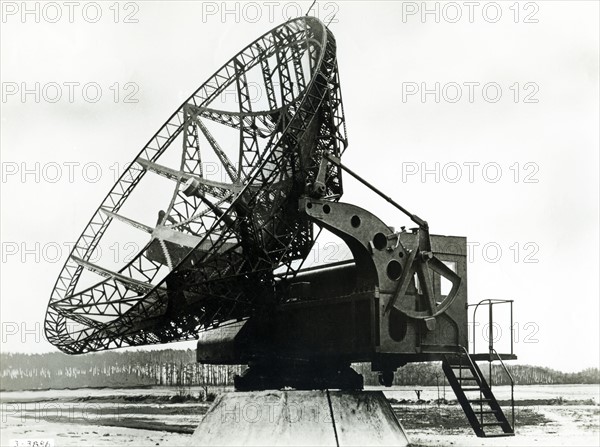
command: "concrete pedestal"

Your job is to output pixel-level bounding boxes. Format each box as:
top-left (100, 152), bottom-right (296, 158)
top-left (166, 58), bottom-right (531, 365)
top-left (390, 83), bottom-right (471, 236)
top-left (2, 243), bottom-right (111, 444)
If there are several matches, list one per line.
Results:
top-left (189, 390), bottom-right (410, 446)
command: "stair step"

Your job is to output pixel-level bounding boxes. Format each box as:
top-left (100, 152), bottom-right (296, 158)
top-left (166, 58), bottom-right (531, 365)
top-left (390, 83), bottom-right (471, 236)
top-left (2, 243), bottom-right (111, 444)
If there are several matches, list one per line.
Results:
top-left (483, 433), bottom-right (515, 438)
top-left (443, 353), bottom-right (514, 438)
top-left (468, 398), bottom-right (492, 404)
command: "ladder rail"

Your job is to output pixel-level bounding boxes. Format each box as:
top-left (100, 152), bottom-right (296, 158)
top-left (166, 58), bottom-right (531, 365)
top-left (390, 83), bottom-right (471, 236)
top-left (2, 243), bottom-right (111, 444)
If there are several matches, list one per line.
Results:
top-left (467, 357), bottom-right (514, 435)
top-left (456, 345), bottom-right (486, 427)
top-left (443, 347), bottom-right (515, 437)
top-left (442, 357), bottom-right (486, 437)
top-left (491, 347), bottom-right (515, 430)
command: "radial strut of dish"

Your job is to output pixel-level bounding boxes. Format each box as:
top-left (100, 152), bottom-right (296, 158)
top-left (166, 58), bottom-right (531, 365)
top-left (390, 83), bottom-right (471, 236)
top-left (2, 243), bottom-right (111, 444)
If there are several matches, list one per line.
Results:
top-left (44, 17), bottom-right (347, 354)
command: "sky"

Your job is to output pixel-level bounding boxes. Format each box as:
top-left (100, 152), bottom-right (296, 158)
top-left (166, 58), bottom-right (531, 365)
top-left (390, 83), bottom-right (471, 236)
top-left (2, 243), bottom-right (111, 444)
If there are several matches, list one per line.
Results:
top-left (1, 1), bottom-right (599, 373)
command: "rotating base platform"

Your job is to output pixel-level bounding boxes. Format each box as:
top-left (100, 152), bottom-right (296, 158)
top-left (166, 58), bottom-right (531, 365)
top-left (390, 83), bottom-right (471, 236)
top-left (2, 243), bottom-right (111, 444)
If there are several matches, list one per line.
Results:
top-left (189, 390), bottom-right (410, 446)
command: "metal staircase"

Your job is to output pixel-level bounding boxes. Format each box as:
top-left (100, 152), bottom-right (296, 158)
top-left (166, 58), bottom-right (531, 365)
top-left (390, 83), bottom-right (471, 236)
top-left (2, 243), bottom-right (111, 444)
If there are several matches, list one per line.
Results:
top-left (443, 349), bottom-right (514, 437)
top-left (440, 298), bottom-right (518, 437)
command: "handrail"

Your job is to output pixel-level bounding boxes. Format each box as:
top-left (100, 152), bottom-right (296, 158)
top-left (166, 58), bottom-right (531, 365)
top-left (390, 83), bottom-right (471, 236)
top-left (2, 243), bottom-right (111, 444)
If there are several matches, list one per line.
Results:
top-left (458, 345), bottom-right (482, 381)
top-left (490, 348), bottom-right (515, 384)
top-left (491, 348), bottom-right (515, 431)
top-left (458, 345), bottom-right (481, 379)
top-left (468, 299), bottom-right (514, 356)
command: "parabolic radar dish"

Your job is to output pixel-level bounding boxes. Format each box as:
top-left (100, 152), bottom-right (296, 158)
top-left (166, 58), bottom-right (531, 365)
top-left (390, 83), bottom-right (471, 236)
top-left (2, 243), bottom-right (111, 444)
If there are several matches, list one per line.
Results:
top-left (44, 16), bottom-right (347, 354)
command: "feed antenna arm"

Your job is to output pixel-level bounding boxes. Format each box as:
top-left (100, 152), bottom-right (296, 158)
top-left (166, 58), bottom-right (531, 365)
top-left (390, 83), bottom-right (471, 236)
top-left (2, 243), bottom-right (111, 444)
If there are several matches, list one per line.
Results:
top-left (324, 154), bottom-right (461, 323)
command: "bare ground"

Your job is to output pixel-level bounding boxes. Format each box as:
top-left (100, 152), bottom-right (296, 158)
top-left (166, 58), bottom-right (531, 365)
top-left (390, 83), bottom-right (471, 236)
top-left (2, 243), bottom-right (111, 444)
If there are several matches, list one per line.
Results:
top-left (1, 395), bottom-right (598, 446)
top-left (400, 404), bottom-right (599, 446)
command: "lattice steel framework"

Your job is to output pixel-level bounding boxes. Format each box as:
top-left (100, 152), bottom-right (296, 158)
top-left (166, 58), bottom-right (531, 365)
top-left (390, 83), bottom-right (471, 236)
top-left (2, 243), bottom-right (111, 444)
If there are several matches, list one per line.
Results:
top-left (44, 17), bottom-right (347, 354)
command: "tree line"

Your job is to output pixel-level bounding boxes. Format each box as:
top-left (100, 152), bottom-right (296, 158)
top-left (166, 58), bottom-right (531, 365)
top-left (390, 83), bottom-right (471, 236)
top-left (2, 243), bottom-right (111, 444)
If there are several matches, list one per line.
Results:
top-left (1, 350), bottom-right (597, 391)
